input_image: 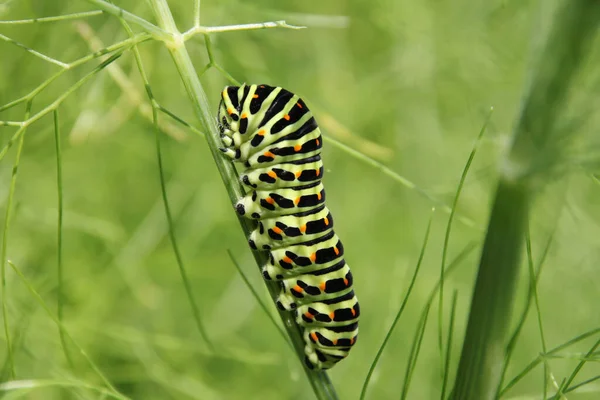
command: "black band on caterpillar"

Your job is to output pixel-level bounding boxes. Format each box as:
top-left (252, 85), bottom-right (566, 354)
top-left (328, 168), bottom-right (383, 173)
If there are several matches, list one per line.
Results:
top-left (218, 83), bottom-right (359, 370)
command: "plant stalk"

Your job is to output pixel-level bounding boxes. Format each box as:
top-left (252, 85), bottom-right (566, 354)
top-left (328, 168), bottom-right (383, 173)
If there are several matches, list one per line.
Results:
top-left (145, 1), bottom-right (338, 398)
top-left (450, 1), bottom-right (600, 398)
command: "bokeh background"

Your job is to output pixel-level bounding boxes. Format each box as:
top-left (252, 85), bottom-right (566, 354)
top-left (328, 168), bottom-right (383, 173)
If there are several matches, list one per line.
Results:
top-left (1, 0), bottom-right (599, 399)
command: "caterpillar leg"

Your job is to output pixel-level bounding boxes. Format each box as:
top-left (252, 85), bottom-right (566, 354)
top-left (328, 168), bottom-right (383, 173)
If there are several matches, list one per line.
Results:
top-left (219, 147), bottom-right (239, 160)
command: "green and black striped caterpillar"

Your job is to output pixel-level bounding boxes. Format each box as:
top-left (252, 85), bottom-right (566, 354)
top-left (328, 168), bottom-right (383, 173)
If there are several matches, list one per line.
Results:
top-left (217, 84), bottom-right (359, 370)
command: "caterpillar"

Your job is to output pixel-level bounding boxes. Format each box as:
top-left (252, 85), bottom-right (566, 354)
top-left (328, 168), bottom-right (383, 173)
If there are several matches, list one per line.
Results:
top-left (217, 84), bottom-right (359, 370)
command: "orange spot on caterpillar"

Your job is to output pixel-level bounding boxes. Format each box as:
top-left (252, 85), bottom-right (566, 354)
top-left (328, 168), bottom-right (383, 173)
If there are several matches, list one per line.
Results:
top-left (310, 253), bottom-right (317, 262)
top-left (334, 247), bottom-right (340, 256)
top-left (282, 256), bottom-right (292, 264)
top-left (263, 151), bottom-right (275, 158)
top-left (227, 108), bottom-right (234, 115)
top-left (293, 285), bottom-right (303, 293)
top-left (295, 171), bottom-right (302, 178)
top-left (297, 102), bottom-right (303, 108)
top-left (333, 339), bottom-right (338, 345)
top-left (259, 85), bottom-right (265, 88)
top-left (350, 337), bottom-right (355, 345)
top-left (343, 278), bottom-right (349, 286)
top-left (324, 217), bottom-right (329, 226)
top-left (257, 129), bottom-right (266, 136)
top-left (310, 332), bottom-right (318, 342)
top-left (267, 171), bottom-right (277, 178)
top-left (329, 312), bottom-right (335, 319)
top-left (319, 282), bottom-right (326, 291)
top-left (315, 169), bottom-right (320, 176)
top-left (317, 193), bottom-right (322, 201)
top-left (316, 139), bottom-right (320, 146)
top-left (272, 226), bottom-right (283, 234)
top-left (294, 144), bottom-right (302, 152)
top-left (284, 114), bottom-right (290, 121)
top-left (253, 94), bottom-right (259, 99)
top-left (300, 224), bottom-right (307, 233)
top-left (294, 197), bottom-right (301, 205)
top-left (304, 311), bottom-right (314, 319)
top-left (351, 308), bottom-right (356, 316)
top-left (241, 113), bottom-right (248, 119)
top-left (265, 197), bottom-right (275, 204)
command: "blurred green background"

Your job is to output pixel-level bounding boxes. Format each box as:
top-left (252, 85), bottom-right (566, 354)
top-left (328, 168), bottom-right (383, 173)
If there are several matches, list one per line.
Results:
top-left (1, 0), bottom-right (599, 399)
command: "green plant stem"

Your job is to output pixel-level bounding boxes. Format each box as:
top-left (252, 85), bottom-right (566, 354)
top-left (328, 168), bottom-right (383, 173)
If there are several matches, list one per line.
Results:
top-left (450, 181), bottom-right (528, 400)
top-left (438, 108), bottom-right (492, 379)
top-left (54, 110), bottom-right (74, 369)
top-left (360, 211), bottom-right (433, 400)
top-left (450, 1), bottom-right (600, 398)
top-left (144, 1), bottom-right (337, 399)
top-left (7, 261), bottom-right (124, 398)
top-left (84, 0), bottom-right (173, 42)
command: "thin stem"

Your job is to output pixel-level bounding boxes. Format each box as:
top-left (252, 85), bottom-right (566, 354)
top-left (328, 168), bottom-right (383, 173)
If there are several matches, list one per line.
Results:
top-left (0, 379), bottom-right (129, 399)
top-left (451, 1), bottom-right (600, 397)
top-left (113, 11), bottom-right (214, 351)
top-left (7, 262), bottom-right (125, 397)
top-left (152, 103), bottom-right (214, 350)
top-left (525, 226), bottom-right (550, 397)
top-left (441, 291), bottom-right (459, 400)
top-left (499, 328), bottom-right (600, 396)
top-left (0, 33), bottom-right (69, 68)
top-left (0, 33), bottom-right (150, 113)
top-left (74, 22), bottom-right (189, 141)
top-left (146, 0), bottom-right (337, 398)
top-left (497, 231), bottom-right (555, 393)
top-left (401, 300), bottom-right (432, 400)
top-left (9, 51), bottom-right (125, 129)
top-left (83, 0), bottom-right (174, 43)
top-left (193, 0), bottom-right (200, 27)
top-left (438, 107), bottom-right (493, 377)
top-left (54, 110), bottom-right (74, 368)
top-left (0, 99), bottom-right (31, 379)
top-left (360, 210), bottom-right (434, 400)
top-left (326, 136), bottom-right (479, 230)
top-left (552, 337), bottom-right (600, 399)
top-left (182, 20), bottom-right (305, 41)
top-left (0, 11), bottom-right (104, 24)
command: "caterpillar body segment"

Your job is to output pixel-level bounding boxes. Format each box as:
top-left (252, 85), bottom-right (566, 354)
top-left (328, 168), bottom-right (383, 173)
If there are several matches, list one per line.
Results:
top-left (262, 231), bottom-right (344, 280)
top-left (218, 83), bottom-right (359, 370)
top-left (239, 156), bottom-right (324, 190)
top-left (235, 181), bottom-right (326, 220)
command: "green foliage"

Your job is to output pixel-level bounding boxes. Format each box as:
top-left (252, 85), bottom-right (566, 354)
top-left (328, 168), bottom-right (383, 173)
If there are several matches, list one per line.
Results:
top-left (1, 0), bottom-right (600, 399)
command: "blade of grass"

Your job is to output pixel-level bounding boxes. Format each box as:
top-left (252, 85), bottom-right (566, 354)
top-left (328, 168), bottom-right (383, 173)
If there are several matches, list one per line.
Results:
top-left (54, 110), bottom-right (74, 368)
top-left (438, 107), bottom-right (493, 379)
top-left (113, 14), bottom-right (214, 351)
top-left (360, 209), bottom-right (434, 400)
top-left (552, 336), bottom-right (600, 399)
top-left (0, 379), bottom-right (128, 399)
top-left (497, 230), bottom-right (555, 393)
top-left (84, 0), bottom-right (173, 42)
top-left (500, 328), bottom-right (600, 396)
top-left (0, 99), bottom-right (31, 379)
top-left (441, 291), bottom-right (459, 400)
top-left (0, 33), bottom-right (151, 114)
top-left (450, 1), bottom-right (600, 398)
top-left (325, 136), bottom-right (480, 230)
top-left (524, 225), bottom-right (550, 397)
top-left (7, 261), bottom-right (125, 398)
top-left (401, 296), bottom-right (432, 400)
top-left (561, 375), bottom-right (600, 396)
top-left (0, 33), bottom-right (68, 68)
top-left (0, 11), bottom-right (104, 24)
